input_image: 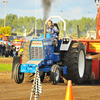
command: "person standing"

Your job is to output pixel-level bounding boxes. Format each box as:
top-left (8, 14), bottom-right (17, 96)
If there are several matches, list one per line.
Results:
top-left (1, 43), bottom-right (5, 57)
top-left (10, 45), bottom-right (13, 57)
top-left (13, 47), bottom-right (16, 57)
top-left (16, 47), bottom-right (19, 56)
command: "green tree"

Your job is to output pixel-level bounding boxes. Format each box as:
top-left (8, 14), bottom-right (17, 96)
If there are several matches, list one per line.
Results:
top-left (0, 27), bottom-right (4, 34)
top-left (37, 18), bottom-right (44, 29)
top-left (29, 16), bottom-right (35, 29)
top-left (0, 13), bottom-right (97, 37)
top-left (0, 19), bottom-right (4, 27)
top-left (6, 14), bottom-right (18, 31)
top-left (0, 26), bottom-right (11, 35)
top-left (23, 16), bottom-right (29, 31)
top-left (4, 26), bottom-right (11, 35)
top-left (17, 17), bottom-right (24, 32)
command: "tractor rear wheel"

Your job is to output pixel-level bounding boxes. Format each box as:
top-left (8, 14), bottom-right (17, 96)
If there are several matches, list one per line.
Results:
top-left (24, 73), bottom-right (34, 82)
top-left (40, 72), bottom-right (45, 82)
top-left (22, 41), bottom-right (30, 64)
top-left (13, 63), bottom-right (24, 84)
top-left (50, 64), bottom-right (60, 85)
top-left (62, 41), bottom-right (86, 84)
top-left (22, 41), bottom-right (34, 82)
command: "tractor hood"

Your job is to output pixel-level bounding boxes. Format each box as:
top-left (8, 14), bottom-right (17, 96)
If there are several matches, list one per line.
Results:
top-left (20, 33), bottom-right (55, 73)
top-left (29, 33), bottom-right (54, 61)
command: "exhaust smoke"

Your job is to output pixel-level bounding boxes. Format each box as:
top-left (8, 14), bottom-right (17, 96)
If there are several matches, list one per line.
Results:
top-left (41, 0), bottom-right (55, 21)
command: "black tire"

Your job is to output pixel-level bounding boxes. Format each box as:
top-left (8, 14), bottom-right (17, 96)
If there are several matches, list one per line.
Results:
top-left (13, 63), bottom-right (24, 84)
top-left (11, 56), bottom-right (20, 79)
top-left (62, 41), bottom-right (86, 84)
top-left (50, 64), bottom-right (60, 85)
top-left (40, 72), bottom-right (45, 82)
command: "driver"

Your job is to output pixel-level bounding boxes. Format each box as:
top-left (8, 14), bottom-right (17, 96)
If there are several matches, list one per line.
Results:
top-left (47, 20), bottom-right (59, 38)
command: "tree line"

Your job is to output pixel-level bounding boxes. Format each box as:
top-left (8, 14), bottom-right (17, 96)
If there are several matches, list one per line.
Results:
top-left (0, 14), bottom-right (96, 37)
top-left (58, 17), bottom-right (96, 37)
top-left (0, 26), bottom-right (11, 35)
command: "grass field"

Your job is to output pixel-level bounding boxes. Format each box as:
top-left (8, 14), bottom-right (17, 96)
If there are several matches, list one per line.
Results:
top-left (0, 64), bottom-right (12, 71)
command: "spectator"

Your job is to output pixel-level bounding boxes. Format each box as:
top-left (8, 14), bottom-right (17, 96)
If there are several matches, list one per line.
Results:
top-left (16, 47), bottom-right (19, 56)
top-left (10, 45), bottom-right (13, 57)
top-left (0, 42), bottom-right (2, 55)
top-left (13, 47), bottom-right (16, 57)
top-left (1, 43), bottom-right (5, 57)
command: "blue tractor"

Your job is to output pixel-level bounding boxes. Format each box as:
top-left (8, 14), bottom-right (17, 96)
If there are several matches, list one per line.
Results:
top-left (11, 16), bottom-right (86, 85)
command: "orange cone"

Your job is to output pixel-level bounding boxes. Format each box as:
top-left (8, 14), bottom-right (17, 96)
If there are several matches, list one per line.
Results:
top-left (65, 80), bottom-right (74, 100)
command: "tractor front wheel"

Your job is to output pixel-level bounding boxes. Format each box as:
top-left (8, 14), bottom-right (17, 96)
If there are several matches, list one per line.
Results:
top-left (13, 63), bottom-right (24, 84)
top-left (50, 64), bottom-right (60, 85)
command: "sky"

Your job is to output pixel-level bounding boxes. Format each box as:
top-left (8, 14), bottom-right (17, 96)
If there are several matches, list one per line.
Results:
top-left (0, 0), bottom-right (98, 22)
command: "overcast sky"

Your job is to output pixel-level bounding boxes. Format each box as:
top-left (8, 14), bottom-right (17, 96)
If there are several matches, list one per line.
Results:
top-left (0, 0), bottom-right (98, 22)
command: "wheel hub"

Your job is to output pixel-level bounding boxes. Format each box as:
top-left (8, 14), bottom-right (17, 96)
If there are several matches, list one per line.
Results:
top-left (78, 50), bottom-right (85, 78)
top-left (56, 69), bottom-right (59, 81)
top-left (19, 73), bottom-right (23, 79)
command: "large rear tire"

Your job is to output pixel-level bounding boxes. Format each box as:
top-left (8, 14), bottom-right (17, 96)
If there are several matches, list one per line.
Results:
top-left (24, 73), bottom-right (34, 82)
top-left (13, 63), bottom-right (24, 84)
top-left (22, 41), bottom-right (34, 82)
top-left (22, 41), bottom-right (30, 64)
top-left (62, 41), bottom-right (86, 84)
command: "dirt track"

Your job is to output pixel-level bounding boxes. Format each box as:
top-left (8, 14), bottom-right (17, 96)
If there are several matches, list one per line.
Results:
top-left (0, 58), bottom-right (100, 100)
top-left (0, 72), bottom-right (100, 100)
top-left (0, 58), bottom-right (13, 63)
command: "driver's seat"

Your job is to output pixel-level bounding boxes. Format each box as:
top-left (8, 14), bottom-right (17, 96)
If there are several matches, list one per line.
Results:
top-left (53, 23), bottom-right (59, 36)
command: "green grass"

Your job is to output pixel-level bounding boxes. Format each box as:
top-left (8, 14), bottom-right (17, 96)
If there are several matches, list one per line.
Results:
top-left (0, 64), bottom-right (12, 71)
